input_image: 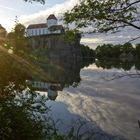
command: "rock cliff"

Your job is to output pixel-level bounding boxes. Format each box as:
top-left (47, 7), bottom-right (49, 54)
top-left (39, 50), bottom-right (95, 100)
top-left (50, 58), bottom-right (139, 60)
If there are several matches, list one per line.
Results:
top-left (27, 33), bottom-right (82, 60)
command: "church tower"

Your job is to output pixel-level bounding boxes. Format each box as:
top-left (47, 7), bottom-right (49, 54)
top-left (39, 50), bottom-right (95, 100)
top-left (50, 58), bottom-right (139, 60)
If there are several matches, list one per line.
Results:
top-left (47, 14), bottom-right (57, 28)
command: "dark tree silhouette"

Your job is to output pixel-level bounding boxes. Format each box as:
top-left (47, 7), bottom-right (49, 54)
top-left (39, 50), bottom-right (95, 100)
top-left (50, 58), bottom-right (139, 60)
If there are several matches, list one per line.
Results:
top-left (64, 0), bottom-right (140, 32)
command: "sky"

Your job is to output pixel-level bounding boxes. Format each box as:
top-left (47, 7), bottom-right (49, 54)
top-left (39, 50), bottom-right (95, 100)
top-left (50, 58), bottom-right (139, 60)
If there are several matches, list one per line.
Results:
top-left (0, 0), bottom-right (79, 31)
top-left (0, 0), bottom-right (140, 49)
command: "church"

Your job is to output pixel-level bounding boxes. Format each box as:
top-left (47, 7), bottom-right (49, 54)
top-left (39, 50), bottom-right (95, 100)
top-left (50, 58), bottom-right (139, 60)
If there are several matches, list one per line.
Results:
top-left (26, 14), bottom-right (64, 37)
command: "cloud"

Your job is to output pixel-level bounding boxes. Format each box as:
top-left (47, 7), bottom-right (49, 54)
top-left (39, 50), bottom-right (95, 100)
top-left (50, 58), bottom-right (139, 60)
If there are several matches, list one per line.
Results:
top-left (0, 5), bottom-right (18, 12)
top-left (80, 26), bottom-right (140, 49)
top-left (19, 0), bottom-right (79, 26)
top-left (81, 38), bottom-right (103, 44)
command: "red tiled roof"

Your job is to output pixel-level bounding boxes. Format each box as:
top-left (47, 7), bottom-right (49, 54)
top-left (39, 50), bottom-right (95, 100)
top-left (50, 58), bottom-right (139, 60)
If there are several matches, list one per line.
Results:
top-left (47, 14), bottom-right (57, 20)
top-left (49, 25), bottom-right (63, 31)
top-left (27, 23), bottom-right (47, 29)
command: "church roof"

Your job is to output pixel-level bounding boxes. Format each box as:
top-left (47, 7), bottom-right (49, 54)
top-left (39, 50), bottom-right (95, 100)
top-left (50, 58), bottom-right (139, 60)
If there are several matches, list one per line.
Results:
top-left (27, 23), bottom-right (47, 29)
top-left (47, 14), bottom-right (57, 20)
top-left (27, 24), bottom-right (63, 31)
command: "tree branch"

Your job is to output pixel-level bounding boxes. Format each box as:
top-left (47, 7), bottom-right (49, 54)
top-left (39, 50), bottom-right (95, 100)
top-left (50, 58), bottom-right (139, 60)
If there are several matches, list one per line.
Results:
top-left (105, 72), bottom-right (140, 81)
top-left (123, 0), bottom-right (140, 10)
top-left (105, 18), bottom-right (140, 30)
top-left (126, 35), bottom-right (140, 43)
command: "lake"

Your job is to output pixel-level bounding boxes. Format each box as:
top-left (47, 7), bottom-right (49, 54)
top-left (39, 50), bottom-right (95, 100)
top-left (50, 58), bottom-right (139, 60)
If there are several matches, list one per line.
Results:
top-left (46, 62), bottom-right (140, 140)
top-left (0, 50), bottom-right (140, 140)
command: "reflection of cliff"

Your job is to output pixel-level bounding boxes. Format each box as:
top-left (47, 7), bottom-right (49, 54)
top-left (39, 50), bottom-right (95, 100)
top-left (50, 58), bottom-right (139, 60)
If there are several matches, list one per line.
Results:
top-left (27, 57), bottom-right (93, 100)
top-left (26, 58), bottom-right (82, 101)
top-left (38, 58), bottom-right (82, 88)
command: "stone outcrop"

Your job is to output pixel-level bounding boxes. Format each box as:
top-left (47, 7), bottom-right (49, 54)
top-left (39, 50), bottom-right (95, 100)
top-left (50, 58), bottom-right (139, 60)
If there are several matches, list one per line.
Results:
top-left (27, 33), bottom-right (82, 59)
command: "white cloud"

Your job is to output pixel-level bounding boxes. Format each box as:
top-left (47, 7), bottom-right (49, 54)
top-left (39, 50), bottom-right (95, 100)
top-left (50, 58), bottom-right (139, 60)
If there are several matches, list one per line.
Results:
top-left (81, 38), bottom-right (103, 44)
top-left (19, 0), bottom-right (79, 26)
top-left (0, 5), bottom-right (18, 12)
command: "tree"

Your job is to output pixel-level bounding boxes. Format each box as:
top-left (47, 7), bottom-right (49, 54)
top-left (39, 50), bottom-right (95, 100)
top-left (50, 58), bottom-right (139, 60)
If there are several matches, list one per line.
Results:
top-left (0, 24), bottom-right (7, 38)
top-left (136, 43), bottom-right (140, 57)
top-left (14, 23), bottom-right (26, 39)
top-left (7, 23), bottom-right (26, 53)
top-left (121, 42), bottom-right (135, 54)
top-left (95, 44), bottom-right (115, 58)
top-left (11, 17), bottom-right (26, 52)
top-left (0, 24), bottom-right (7, 45)
top-left (64, 0), bottom-right (140, 33)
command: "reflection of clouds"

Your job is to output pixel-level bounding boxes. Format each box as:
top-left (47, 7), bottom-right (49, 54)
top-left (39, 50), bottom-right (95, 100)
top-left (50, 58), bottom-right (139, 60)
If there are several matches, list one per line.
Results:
top-left (46, 97), bottom-right (126, 140)
top-left (55, 65), bottom-right (140, 140)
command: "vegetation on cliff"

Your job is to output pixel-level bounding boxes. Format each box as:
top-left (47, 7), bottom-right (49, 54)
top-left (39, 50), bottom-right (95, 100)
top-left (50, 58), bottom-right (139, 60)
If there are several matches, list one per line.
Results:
top-left (64, 29), bottom-right (81, 43)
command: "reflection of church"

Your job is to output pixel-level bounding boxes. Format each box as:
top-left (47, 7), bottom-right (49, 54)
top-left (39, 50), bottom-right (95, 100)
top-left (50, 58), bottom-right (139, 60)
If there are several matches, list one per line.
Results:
top-left (26, 80), bottom-right (61, 100)
top-left (25, 58), bottom-right (82, 100)
top-left (48, 88), bottom-right (58, 101)
top-left (26, 57), bottom-right (92, 100)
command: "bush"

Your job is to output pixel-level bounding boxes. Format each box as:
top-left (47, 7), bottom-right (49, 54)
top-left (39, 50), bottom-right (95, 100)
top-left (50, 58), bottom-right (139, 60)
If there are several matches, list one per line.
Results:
top-left (0, 85), bottom-right (50, 140)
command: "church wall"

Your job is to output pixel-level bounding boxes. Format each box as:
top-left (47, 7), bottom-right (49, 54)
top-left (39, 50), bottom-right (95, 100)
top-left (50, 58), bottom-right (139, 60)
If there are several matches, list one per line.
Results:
top-left (26, 28), bottom-right (48, 37)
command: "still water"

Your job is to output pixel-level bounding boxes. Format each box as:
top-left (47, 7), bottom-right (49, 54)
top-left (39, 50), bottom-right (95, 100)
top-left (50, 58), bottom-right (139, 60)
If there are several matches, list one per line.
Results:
top-left (46, 63), bottom-right (140, 140)
top-left (33, 58), bottom-right (139, 140)
top-left (0, 50), bottom-right (140, 140)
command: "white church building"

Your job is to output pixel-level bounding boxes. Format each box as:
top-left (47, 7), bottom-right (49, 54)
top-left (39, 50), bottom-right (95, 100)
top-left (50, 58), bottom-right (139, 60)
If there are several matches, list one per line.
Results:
top-left (26, 14), bottom-right (64, 37)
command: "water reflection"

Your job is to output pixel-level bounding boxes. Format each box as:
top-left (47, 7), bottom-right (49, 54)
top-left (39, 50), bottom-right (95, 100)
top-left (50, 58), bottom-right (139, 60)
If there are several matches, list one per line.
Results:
top-left (96, 59), bottom-right (140, 70)
top-left (0, 50), bottom-right (140, 139)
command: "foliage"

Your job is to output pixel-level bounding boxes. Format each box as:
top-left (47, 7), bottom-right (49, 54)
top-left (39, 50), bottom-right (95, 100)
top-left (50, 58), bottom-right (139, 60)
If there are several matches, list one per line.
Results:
top-left (135, 43), bottom-right (140, 57)
top-left (0, 83), bottom-right (83, 140)
top-left (0, 24), bottom-right (7, 38)
top-left (95, 43), bottom-right (137, 59)
top-left (14, 23), bottom-right (26, 39)
top-left (96, 44), bottom-right (120, 58)
top-left (121, 42), bottom-right (135, 54)
top-left (64, 29), bottom-right (81, 43)
top-left (0, 84), bottom-right (50, 140)
top-left (80, 44), bottom-right (95, 58)
top-left (7, 23), bottom-right (27, 54)
top-left (0, 24), bottom-right (7, 45)
top-left (95, 59), bottom-right (138, 70)
top-left (64, 0), bottom-right (140, 33)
